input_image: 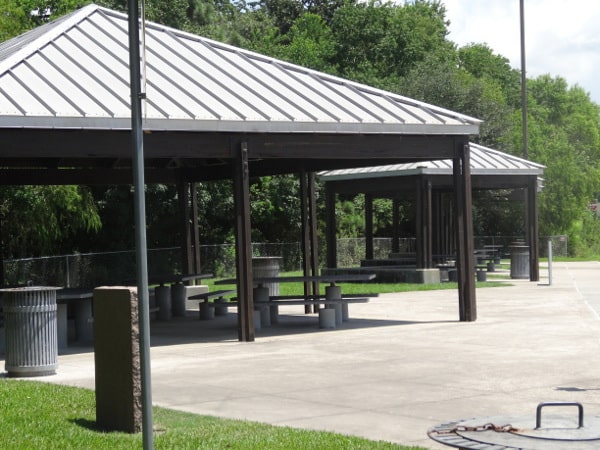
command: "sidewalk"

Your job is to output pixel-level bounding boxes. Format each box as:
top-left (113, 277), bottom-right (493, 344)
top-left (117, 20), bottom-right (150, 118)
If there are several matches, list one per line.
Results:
top-left (5, 261), bottom-right (600, 449)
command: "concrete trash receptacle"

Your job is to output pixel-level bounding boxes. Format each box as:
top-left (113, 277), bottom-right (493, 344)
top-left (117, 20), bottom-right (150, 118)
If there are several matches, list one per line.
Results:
top-left (510, 242), bottom-right (530, 279)
top-left (1, 286), bottom-right (60, 377)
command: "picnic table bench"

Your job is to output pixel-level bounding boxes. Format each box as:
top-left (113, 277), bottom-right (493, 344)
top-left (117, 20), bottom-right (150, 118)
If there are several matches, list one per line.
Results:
top-left (189, 289), bottom-right (237, 320)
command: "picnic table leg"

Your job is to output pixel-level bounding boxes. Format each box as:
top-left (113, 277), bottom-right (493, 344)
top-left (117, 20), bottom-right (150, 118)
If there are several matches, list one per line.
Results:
top-left (170, 282), bottom-right (186, 317)
top-left (254, 286), bottom-right (271, 327)
top-left (155, 285), bottom-right (171, 321)
top-left (325, 285), bottom-right (343, 325)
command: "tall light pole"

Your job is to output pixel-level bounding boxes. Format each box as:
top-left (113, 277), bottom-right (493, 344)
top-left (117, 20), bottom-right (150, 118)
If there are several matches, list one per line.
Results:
top-left (520, 0), bottom-right (528, 159)
top-left (127, 0), bottom-right (154, 448)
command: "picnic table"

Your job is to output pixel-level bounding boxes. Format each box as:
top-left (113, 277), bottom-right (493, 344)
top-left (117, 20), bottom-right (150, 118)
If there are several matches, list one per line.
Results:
top-left (147, 273), bottom-right (213, 320)
top-left (214, 273), bottom-right (376, 328)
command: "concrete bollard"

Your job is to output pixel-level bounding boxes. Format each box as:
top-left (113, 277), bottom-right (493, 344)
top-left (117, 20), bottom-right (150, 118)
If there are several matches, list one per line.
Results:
top-left (93, 287), bottom-right (141, 433)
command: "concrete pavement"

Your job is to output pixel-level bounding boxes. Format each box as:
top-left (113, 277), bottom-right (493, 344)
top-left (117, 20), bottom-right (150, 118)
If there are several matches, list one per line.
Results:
top-left (3, 261), bottom-right (600, 449)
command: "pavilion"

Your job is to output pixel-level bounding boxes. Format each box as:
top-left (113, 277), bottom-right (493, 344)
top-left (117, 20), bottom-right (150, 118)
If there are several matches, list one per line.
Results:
top-left (319, 143), bottom-right (545, 282)
top-left (0, 4), bottom-right (482, 341)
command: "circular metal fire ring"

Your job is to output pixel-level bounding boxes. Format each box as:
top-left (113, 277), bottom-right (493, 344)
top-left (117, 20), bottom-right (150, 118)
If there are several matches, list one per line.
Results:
top-left (428, 402), bottom-right (600, 449)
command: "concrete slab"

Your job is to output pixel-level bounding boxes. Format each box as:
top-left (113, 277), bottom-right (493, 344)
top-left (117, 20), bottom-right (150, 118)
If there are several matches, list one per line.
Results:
top-left (3, 261), bottom-right (600, 449)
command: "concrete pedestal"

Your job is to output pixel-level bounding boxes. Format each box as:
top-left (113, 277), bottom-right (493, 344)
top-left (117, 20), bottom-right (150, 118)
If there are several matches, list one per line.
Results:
top-left (93, 287), bottom-right (141, 433)
top-left (319, 308), bottom-right (336, 329)
top-left (155, 285), bottom-right (171, 321)
top-left (171, 283), bottom-right (186, 317)
top-left (199, 302), bottom-right (215, 320)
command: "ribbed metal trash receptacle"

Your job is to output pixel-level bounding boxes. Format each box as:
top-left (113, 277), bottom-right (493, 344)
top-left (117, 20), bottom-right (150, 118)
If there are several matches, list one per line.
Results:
top-left (1, 287), bottom-right (60, 377)
top-left (252, 257), bottom-right (282, 296)
top-left (510, 242), bottom-right (530, 279)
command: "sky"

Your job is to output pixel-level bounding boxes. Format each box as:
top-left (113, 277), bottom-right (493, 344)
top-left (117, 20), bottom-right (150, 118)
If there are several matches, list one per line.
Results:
top-left (442, 0), bottom-right (600, 104)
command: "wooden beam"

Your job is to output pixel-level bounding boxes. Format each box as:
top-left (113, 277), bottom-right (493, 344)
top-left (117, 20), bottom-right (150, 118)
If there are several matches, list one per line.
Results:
top-left (232, 141), bottom-right (254, 342)
top-left (365, 194), bottom-right (374, 261)
top-left (325, 185), bottom-right (337, 268)
top-left (527, 176), bottom-right (540, 281)
top-left (191, 183), bottom-right (201, 274)
top-left (453, 144), bottom-right (476, 321)
top-left (178, 182), bottom-right (193, 274)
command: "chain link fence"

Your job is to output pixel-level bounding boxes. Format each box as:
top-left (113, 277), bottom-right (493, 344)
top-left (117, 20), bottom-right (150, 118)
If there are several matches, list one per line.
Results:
top-left (1, 235), bottom-right (567, 287)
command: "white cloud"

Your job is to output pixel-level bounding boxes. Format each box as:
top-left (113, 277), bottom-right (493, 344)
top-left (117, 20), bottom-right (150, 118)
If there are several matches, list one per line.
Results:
top-left (443, 0), bottom-right (600, 103)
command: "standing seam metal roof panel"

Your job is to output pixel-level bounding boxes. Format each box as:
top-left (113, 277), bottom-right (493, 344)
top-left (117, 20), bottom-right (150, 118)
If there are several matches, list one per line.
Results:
top-left (317, 143), bottom-right (545, 180)
top-left (0, 4), bottom-right (482, 134)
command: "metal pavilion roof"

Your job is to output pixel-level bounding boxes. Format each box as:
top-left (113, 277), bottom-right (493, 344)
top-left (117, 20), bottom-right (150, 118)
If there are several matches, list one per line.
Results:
top-left (0, 4), bottom-right (481, 134)
top-left (318, 143), bottom-right (545, 180)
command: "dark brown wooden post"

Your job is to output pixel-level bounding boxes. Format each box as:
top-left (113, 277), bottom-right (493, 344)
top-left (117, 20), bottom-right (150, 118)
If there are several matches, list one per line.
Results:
top-left (325, 184), bottom-right (337, 268)
top-left (365, 194), bottom-right (374, 261)
top-left (392, 197), bottom-right (400, 254)
top-left (232, 141), bottom-right (254, 342)
top-left (178, 181), bottom-right (193, 274)
top-left (415, 177), bottom-right (425, 269)
top-left (453, 142), bottom-right (476, 322)
top-left (528, 176), bottom-right (540, 281)
top-left (425, 178), bottom-right (433, 268)
top-left (191, 182), bottom-right (201, 274)
top-left (300, 171), bottom-right (312, 312)
top-left (308, 173), bottom-right (320, 302)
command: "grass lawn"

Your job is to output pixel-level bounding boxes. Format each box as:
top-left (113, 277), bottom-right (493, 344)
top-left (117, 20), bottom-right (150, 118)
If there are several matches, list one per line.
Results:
top-left (0, 379), bottom-right (425, 449)
top-left (206, 271), bottom-right (508, 296)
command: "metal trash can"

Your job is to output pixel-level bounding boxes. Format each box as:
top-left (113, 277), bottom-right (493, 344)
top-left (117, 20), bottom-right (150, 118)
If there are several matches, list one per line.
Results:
top-left (252, 257), bottom-right (282, 296)
top-left (510, 242), bottom-right (530, 279)
top-left (1, 286), bottom-right (60, 377)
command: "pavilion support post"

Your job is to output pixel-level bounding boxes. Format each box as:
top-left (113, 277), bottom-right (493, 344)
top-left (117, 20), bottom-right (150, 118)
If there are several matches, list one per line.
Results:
top-left (325, 185), bottom-right (337, 268)
top-left (232, 141), bottom-right (254, 342)
top-left (308, 173), bottom-right (320, 308)
top-left (178, 182), bottom-right (193, 274)
top-left (365, 194), bottom-right (374, 261)
top-left (415, 178), bottom-right (425, 269)
top-left (453, 142), bottom-right (476, 322)
top-left (527, 176), bottom-right (540, 281)
top-left (424, 178), bottom-right (433, 268)
top-left (392, 198), bottom-right (400, 254)
top-left (191, 183), bottom-right (201, 274)
top-left (300, 171), bottom-right (313, 312)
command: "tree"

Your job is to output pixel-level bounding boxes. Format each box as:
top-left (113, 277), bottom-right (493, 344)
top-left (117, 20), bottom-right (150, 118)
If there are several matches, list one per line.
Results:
top-left (0, 186), bottom-right (100, 258)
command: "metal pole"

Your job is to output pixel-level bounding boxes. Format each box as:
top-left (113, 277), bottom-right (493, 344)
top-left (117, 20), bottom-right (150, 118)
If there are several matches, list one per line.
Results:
top-left (520, 0), bottom-right (528, 159)
top-left (548, 240), bottom-right (553, 286)
top-left (127, 1), bottom-right (153, 448)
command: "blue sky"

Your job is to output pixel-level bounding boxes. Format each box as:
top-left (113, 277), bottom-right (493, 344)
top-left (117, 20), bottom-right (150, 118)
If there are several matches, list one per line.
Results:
top-left (443, 0), bottom-right (600, 104)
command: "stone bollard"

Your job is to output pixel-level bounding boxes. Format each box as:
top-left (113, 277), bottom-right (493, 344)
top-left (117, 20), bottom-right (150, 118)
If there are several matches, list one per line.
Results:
top-left (93, 287), bottom-right (141, 433)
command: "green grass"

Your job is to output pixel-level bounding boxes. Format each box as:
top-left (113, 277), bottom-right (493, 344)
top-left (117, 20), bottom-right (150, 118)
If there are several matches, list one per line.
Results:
top-left (0, 380), bottom-right (424, 449)
top-left (207, 271), bottom-right (507, 296)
